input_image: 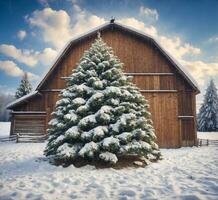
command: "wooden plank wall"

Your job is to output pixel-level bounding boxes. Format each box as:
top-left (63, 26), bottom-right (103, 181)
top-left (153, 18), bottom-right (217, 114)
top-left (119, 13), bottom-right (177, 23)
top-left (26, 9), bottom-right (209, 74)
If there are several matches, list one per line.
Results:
top-left (13, 95), bottom-right (45, 111)
top-left (12, 115), bottom-right (46, 135)
top-left (11, 26), bottom-right (197, 147)
top-left (144, 92), bottom-right (179, 148)
top-left (132, 75), bottom-right (175, 90)
top-left (177, 76), bottom-right (196, 146)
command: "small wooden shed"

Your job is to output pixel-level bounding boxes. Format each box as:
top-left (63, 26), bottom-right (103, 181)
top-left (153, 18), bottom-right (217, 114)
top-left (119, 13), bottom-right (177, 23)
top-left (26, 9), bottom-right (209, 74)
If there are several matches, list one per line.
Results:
top-left (7, 21), bottom-right (200, 148)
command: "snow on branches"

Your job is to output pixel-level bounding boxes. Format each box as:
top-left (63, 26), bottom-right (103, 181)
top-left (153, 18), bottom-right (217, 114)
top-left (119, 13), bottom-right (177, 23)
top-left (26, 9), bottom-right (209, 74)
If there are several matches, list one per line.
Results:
top-left (198, 79), bottom-right (218, 131)
top-left (15, 72), bottom-right (32, 99)
top-left (44, 34), bottom-right (161, 165)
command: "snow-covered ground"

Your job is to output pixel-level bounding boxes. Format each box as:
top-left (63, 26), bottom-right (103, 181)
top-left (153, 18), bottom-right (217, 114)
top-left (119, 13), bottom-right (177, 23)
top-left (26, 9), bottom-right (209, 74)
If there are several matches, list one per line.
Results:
top-left (0, 122), bottom-right (10, 137)
top-left (198, 132), bottom-right (218, 140)
top-left (0, 143), bottom-right (218, 199)
top-left (0, 122), bottom-right (218, 199)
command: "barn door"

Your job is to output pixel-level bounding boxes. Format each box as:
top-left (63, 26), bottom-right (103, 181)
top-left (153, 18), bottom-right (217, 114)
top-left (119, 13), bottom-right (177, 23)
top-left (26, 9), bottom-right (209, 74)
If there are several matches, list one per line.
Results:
top-left (143, 92), bottom-right (180, 148)
top-left (14, 115), bottom-right (46, 136)
top-left (179, 118), bottom-right (196, 146)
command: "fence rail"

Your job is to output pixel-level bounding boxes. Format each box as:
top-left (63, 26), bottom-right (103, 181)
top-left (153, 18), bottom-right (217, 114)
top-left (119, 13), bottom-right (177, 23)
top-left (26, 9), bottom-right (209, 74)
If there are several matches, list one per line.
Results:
top-left (0, 135), bottom-right (17, 142)
top-left (0, 134), bottom-right (48, 143)
top-left (198, 139), bottom-right (218, 146)
top-left (1, 135), bottom-right (216, 145)
top-left (16, 133), bottom-right (48, 143)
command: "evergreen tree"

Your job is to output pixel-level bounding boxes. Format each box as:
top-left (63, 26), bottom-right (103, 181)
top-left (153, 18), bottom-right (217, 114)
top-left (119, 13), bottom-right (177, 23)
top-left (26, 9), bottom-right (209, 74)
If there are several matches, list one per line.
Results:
top-left (197, 79), bottom-right (218, 131)
top-left (44, 34), bottom-right (161, 165)
top-left (15, 72), bottom-right (32, 99)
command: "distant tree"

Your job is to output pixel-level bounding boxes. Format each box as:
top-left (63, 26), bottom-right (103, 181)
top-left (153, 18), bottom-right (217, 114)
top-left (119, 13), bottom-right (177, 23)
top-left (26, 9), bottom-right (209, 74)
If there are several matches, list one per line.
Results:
top-left (0, 93), bottom-right (14, 121)
top-left (15, 72), bottom-right (32, 99)
top-left (197, 79), bottom-right (218, 132)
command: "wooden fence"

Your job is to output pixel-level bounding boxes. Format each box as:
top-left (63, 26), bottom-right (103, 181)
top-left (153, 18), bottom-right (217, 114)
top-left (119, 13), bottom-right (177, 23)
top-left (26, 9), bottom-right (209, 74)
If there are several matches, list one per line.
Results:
top-left (16, 133), bottom-right (48, 143)
top-left (0, 134), bottom-right (48, 143)
top-left (1, 135), bottom-right (217, 146)
top-left (0, 135), bottom-right (17, 142)
top-left (198, 139), bottom-right (218, 146)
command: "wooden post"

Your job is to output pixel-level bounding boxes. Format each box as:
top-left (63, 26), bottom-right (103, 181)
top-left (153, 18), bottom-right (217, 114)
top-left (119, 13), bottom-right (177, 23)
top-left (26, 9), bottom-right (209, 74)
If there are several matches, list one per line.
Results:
top-left (16, 133), bottom-right (19, 143)
top-left (207, 139), bottom-right (209, 146)
top-left (200, 139), bottom-right (202, 146)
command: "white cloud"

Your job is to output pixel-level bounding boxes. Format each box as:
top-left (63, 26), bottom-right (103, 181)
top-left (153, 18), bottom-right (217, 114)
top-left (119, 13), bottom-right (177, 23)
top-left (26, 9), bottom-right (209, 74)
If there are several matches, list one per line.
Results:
top-left (180, 60), bottom-right (218, 86)
top-left (26, 4), bottom-right (106, 49)
top-left (0, 60), bottom-right (38, 80)
top-left (208, 36), bottom-right (218, 42)
top-left (26, 8), bottom-right (73, 49)
top-left (0, 60), bottom-right (23, 77)
top-left (0, 85), bottom-right (15, 95)
top-left (21, 4), bottom-right (216, 90)
top-left (0, 44), bottom-right (57, 67)
top-left (71, 15), bottom-right (105, 39)
top-left (37, 0), bottom-right (49, 7)
top-left (37, 47), bottom-right (58, 65)
top-left (71, 1), bottom-right (106, 33)
top-left (118, 17), bottom-right (157, 37)
top-left (26, 4), bottom-right (199, 65)
top-left (139, 6), bottom-right (159, 21)
top-left (118, 17), bottom-right (200, 60)
top-left (158, 35), bottom-right (201, 60)
top-left (17, 30), bottom-right (27, 40)
top-left (0, 45), bottom-right (37, 66)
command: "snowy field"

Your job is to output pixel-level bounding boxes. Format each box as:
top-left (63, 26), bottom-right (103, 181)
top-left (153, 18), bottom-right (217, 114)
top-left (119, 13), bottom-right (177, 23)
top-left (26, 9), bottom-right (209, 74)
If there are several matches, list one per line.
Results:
top-left (0, 122), bottom-right (10, 137)
top-left (0, 123), bottom-right (218, 199)
top-left (198, 132), bottom-right (218, 140)
top-left (0, 143), bottom-right (218, 200)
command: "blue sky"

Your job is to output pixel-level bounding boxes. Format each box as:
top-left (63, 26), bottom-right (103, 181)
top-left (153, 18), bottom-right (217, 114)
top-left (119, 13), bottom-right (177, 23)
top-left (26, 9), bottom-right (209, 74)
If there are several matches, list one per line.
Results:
top-left (0, 0), bottom-right (218, 109)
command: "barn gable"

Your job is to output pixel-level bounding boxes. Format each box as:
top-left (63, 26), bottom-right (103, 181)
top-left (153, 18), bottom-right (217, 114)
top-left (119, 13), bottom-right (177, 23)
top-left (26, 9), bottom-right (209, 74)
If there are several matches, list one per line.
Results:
top-left (7, 21), bottom-right (199, 147)
top-left (36, 22), bottom-right (199, 93)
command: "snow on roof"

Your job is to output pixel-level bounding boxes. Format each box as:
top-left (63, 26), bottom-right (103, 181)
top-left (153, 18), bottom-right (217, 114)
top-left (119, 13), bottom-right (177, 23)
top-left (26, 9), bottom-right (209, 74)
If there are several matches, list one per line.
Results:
top-left (35, 21), bottom-right (199, 92)
top-left (6, 91), bottom-right (39, 109)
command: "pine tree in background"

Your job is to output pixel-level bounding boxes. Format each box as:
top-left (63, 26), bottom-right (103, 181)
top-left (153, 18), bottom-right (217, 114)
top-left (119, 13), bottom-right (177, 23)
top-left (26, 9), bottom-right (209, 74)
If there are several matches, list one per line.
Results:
top-left (197, 79), bottom-right (218, 132)
top-left (44, 34), bottom-right (161, 165)
top-left (15, 72), bottom-right (32, 99)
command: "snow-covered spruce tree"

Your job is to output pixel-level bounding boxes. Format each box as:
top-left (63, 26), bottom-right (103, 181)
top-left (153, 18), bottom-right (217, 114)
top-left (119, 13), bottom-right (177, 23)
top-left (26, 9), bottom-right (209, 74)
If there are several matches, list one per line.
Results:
top-left (198, 79), bottom-right (218, 132)
top-left (44, 34), bottom-right (161, 165)
top-left (15, 72), bottom-right (32, 99)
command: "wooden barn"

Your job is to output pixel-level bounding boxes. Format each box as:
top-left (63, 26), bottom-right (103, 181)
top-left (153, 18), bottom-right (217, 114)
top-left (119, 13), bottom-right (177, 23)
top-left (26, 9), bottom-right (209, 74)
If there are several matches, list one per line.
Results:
top-left (7, 21), bottom-right (200, 148)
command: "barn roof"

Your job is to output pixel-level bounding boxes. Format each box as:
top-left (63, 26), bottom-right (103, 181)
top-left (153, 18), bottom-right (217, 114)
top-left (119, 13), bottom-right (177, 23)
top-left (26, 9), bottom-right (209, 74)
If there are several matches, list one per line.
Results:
top-left (6, 91), bottom-right (40, 109)
top-left (36, 21), bottom-right (200, 93)
top-left (7, 21), bottom-right (200, 110)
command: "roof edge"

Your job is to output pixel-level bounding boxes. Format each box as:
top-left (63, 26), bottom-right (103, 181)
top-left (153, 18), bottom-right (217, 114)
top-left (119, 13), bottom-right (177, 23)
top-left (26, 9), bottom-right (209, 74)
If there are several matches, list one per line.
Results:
top-left (6, 91), bottom-right (39, 109)
top-left (36, 21), bottom-right (200, 93)
top-left (114, 22), bottom-right (200, 93)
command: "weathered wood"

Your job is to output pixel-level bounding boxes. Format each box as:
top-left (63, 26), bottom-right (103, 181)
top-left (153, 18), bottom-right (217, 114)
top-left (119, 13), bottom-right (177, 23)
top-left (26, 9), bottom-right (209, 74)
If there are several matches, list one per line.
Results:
top-left (13, 115), bottom-right (46, 136)
top-left (144, 93), bottom-right (179, 148)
